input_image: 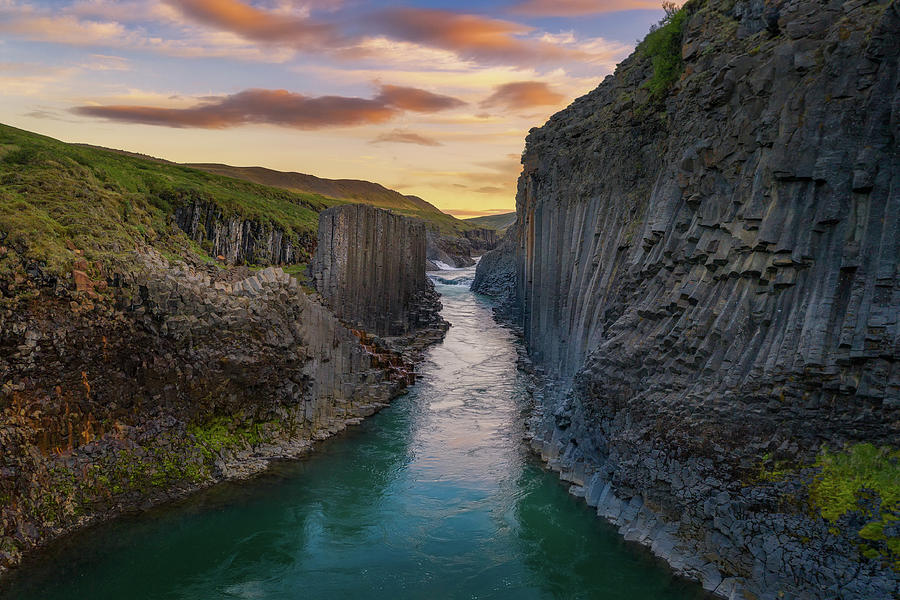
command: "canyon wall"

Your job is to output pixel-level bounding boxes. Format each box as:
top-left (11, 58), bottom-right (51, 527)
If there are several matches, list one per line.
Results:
top-left (312, 204), bottom-right (444, 336)
top-left (477, 0), bottom-right (899, 598)
top-left (174, 199), bottom-right (312, 265)
top-left (426, 228), bottom-right (499, 270)
top-left (1, 215), bottom-right (446, 574)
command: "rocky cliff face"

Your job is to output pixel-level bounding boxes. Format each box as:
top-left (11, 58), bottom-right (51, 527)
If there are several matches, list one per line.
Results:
top-left (174, 199), bottom-right (312, 265)
top-left (426, 228), bottom-right (499, 270)
top-left (312, 204), bottom-right (445, 336)
top-left (0, 223), bottom-right (445, 574)
top-left (470, 228), bottom-right (519, 320)
top-left (478, 0), bottom-right (899, 597)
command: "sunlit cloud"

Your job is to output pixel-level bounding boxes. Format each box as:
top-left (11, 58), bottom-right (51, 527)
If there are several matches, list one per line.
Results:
top-left (368, 8), bottom-right (584, 65)
top-left (445, 208), bottom-right (515, 217)
top-left (480, 81), bottom-right (564, 110)
top-left (511, 0), bottom-right (664, 16)
top-left (72, 85), bottom-right (466, 129)
top-left (164, 0), bottom-right (345, 49)
top-left (375, 85), bottom-right (466, 112)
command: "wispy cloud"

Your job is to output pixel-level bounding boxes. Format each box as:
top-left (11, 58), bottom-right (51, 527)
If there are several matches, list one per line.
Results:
top-left (375, 85), bottom-right (466, 112)
top-left (511, 0), bottom-right (664, 17)
top-left (72, 85), bottom-right (466, 129)
top-left (370, 130), bottom-right (442, 146)
top-left (480, 81), bottom-right (565, 110)
top-left (368, 8), bottom-right (583, 65)
top-left (164, 0), bottom-right (345, 49)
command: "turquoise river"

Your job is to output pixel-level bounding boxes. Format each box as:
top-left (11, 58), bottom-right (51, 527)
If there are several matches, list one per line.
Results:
top-left (1, 265), bottom-right (709, 600)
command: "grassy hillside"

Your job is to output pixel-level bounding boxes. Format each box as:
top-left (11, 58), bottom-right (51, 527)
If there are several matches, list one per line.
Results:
top-left (189, 163), bottom-right (476, 236)
top-left (464, 212), bottom-right (516, 232)
top-left (0, 124), bottom-right (329, 279)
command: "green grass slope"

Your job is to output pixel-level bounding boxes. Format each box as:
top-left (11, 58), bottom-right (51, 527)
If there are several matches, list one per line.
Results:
top-left (0, 123), bottom-right (329, 279)
top-left (463, 212), bottom-right (516, 232)
top-left (188, 163), bottom-right (477, 236)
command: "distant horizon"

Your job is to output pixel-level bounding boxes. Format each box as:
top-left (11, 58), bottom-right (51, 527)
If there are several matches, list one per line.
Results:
top-left (1, 0), bottom-right (670, 215)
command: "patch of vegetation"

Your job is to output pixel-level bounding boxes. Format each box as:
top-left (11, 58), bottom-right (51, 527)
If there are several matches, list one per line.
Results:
top-left (756, 452), bottom-right (799, 482)
top-left (84, 443), bottom-right (209, 499)
top-left (0, 123), bottom-right (326, 279)
top-left (810, 443), bottom-right (900, 570)
top-left (640, 2), bottom-right (690, 99)
top-left (189, 415), bottom-right (280, 462)
top-left (809, 444), bottom-right (899, 522)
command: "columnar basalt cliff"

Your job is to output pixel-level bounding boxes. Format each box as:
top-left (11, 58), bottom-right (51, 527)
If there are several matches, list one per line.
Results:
top-left (475, 0), bottom-right (899, 598)
top-left (174, 199), bottom-right (312, 265)
top-left (312, 204), bottom-right (445, 336)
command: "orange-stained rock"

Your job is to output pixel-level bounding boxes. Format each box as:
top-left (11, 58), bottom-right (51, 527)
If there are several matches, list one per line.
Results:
top-left (72, 270), bottom-right (92, 293)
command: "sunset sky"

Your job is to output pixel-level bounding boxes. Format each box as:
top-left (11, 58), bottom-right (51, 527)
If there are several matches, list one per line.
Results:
top-left (1, 0), bottom-right (666, 216)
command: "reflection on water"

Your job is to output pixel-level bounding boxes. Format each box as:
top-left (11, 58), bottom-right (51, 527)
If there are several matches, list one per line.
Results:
top-left (2, 266), bottom-right (709, 600)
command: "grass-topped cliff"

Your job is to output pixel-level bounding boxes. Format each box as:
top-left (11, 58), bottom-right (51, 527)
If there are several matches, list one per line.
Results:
top-left (187, 163), bottom-right (478, 237)
top-left (0, 123), bottom-right (330, 280)
top-left (0, 123), bottom-right (480, 285)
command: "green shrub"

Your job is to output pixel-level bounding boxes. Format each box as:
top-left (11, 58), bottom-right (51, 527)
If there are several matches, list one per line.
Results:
top-left (641, 2), bottom-right (689, 98)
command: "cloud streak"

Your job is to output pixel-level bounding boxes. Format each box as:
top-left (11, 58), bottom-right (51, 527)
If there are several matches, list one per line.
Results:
top-left (165, 0), bottom-right (344, 48)
top-left (480, 81), bottom-right (565, 110)
top-left (511, 0), bottom-right (664, 16)
top-left (370, 130), bottom-right (442, 146)
top-left (369, 8), bottom-right (583, 65)
top-left (72, 85), bottom-right (465, 129)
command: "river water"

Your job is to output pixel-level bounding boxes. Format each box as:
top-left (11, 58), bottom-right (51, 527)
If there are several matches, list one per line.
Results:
top-left (3, 265), bottom-right (708, 600)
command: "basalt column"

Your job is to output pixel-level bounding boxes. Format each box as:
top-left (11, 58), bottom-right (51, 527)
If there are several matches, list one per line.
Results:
top-left (312, 204), bottom-right (442, 336)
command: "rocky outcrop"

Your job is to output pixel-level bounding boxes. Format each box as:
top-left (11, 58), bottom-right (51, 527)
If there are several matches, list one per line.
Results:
top-left (312, 204), bottom-right (445, 336)
top-left (471, 229), bottom-right (518, 320)
top-left (484, 0), bottom-right (900, 598)
top-left (426, 228), bottom-right (499, 270)
top-left (174, 199), bottom-right (311, 265)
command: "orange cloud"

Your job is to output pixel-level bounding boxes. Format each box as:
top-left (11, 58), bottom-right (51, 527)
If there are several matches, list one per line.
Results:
top-left (375, 85), bottom-right (466, 112)
top-left (73, 85), bottom-right (464, 129)
top-left (512, 0), bottom-right (664, 16)
top-left (371, 130), bottom-right (442, 146)
top-left (371, 8), bottom-right (581, 64)
top-left (480, 81), bottom-right (565, 110)
top-left (166, 0), bottom-right (343, 47)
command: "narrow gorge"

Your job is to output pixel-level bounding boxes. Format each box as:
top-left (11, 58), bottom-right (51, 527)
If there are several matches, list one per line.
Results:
top-left (0, 0), bottom-right (897, 598)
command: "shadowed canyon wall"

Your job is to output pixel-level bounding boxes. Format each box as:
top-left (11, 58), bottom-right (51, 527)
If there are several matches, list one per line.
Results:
top-left (475, 0), bottom-right (899, 597)
top-left (312, 204), bottom-right (444, 336)
top-left (174, 199), bottom-right (312, 266)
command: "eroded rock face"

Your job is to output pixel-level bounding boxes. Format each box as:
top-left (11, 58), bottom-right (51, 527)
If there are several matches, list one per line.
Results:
top-left (471, 229), bottom-right (519, 321)
top-left (486, 0), bottom-right (900, 597)
top-left (312, 204), bottom-right (445, 336)
top-left (0, 240), bottom-right (445, 573)
top-left (425, 228), bottom-right (499, 270)
top-left (174, 199), bottom-right (311, 265)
